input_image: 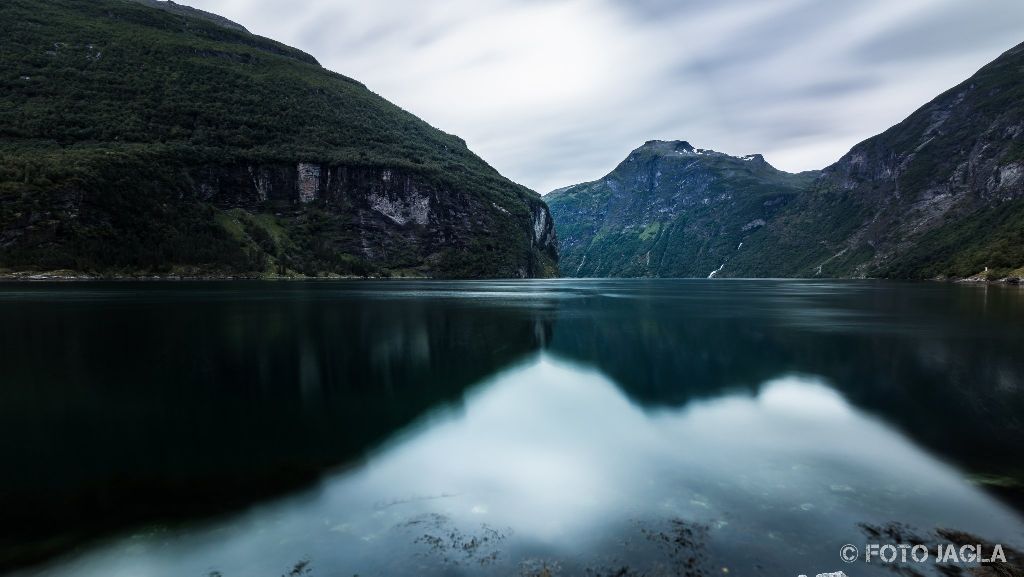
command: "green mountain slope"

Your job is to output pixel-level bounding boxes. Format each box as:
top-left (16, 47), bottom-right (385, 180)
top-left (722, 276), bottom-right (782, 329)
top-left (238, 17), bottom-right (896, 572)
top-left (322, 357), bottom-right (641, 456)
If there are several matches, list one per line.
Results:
top-left (546, 141), bottom-right (817, 277)
top-left (549, 41), bottom-right (1024, 280)
top-left (0, 0), bottom-right (558, 278)
top-left (736, 40), bottom-right (1024, 280)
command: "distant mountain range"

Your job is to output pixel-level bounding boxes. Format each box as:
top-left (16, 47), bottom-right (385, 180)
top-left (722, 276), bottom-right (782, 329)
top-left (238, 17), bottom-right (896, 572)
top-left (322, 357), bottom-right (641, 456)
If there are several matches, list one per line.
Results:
top-left (548, 42), bottom-right (1024, 281)
top-left (0, 0), bottom-right (558, 279)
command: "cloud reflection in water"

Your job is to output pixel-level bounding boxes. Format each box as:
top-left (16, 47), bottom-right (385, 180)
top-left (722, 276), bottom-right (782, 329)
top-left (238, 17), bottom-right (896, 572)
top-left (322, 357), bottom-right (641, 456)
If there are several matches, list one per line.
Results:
top-left (39, 355), bottom-right (1024, 577)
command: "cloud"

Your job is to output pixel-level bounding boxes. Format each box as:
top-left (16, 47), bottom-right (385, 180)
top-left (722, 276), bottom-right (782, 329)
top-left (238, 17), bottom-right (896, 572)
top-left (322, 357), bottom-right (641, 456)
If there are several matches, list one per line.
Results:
top-left (182, 0), bottom-right (1024, 192)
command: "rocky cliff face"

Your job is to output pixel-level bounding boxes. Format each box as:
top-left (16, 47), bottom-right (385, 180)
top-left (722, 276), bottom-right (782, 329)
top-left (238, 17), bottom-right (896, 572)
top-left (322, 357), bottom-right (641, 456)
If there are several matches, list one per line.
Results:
top-left (186, 162), bottom-right (558, 278)
top-left (549, 41), bottom-right (1024, 280)
top-left (0, 156), bottom-right (559, 279)
top-left (0, 0), bottom-right (557, 278)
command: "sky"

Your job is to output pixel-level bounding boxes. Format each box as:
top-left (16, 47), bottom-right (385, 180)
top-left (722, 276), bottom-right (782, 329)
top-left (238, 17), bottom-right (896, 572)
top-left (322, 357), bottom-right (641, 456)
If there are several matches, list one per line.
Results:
top-left (181, 0), bottom-right (1024, 193)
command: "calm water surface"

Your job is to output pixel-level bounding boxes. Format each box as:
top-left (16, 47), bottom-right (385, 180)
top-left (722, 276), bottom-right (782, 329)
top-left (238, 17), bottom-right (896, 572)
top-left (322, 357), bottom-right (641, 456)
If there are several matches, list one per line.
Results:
top-left (2, 279), bottom-right (1023, 576)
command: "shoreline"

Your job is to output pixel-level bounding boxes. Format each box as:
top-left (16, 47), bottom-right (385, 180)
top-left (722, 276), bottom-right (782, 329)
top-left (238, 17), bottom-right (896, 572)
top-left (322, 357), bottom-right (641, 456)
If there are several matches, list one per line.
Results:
top-left (0, 270), bottom-right (428, 282)
top-left (1, 270), bottom-right (1022, 284)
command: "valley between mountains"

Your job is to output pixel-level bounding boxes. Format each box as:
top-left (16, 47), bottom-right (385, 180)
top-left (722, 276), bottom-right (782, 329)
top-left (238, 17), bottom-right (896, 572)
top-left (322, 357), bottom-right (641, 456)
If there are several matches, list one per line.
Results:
top-left (547, 41), bottom-right (1024, 282)
top-left (1, 0), bottom-right (1021, 281)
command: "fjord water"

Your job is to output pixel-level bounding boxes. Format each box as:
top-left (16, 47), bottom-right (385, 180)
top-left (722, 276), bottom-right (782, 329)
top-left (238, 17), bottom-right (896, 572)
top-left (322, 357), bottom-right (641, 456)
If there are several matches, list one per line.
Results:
top-left (3, 280), bottom-right (1023, 576)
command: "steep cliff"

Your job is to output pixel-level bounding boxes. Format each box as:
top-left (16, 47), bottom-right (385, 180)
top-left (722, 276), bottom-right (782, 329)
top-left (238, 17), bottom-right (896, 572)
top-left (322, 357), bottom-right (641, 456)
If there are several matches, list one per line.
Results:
top-left (549, 41), bottom-right (1024, 280)
top-left (0, 0), bottom-right (558, 278)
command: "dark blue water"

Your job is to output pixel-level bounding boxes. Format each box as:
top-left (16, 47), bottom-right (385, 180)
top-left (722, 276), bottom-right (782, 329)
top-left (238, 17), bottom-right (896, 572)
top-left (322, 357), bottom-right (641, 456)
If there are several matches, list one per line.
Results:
top-left (2, 280), bottom-right (1023, 576)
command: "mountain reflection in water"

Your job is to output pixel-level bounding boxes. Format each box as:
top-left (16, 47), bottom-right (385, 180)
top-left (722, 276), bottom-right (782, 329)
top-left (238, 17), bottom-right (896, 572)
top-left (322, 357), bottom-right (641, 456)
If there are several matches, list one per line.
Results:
top-left (2, 280), bottom-right (1023, 576)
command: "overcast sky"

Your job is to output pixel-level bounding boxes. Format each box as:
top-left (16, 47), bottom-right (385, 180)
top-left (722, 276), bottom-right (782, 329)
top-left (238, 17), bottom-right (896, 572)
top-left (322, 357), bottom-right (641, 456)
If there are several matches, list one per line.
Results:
top-left (183, 0), bottom-right (1024, 193)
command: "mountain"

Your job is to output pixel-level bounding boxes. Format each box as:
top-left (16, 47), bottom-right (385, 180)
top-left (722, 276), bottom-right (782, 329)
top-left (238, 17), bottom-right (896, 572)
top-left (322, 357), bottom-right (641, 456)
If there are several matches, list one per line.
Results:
top-left (548, 42), bottom-right (1024, 280)
top-left (0, 0), bottom-right (558, 278)
top-left (751, 40), bottom-right (1024, 280)
top-left (546, 141), bottom-right (817, 278)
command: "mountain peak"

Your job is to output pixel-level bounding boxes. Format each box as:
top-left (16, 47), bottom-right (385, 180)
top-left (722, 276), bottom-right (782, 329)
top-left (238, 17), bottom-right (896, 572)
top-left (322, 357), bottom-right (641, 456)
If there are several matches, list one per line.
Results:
top-left (633, 140), bottom-right (770, 162)
top-left (638, 140), bottom-right (694, 153)
top-left (627, 141), bottom-right (771, 168)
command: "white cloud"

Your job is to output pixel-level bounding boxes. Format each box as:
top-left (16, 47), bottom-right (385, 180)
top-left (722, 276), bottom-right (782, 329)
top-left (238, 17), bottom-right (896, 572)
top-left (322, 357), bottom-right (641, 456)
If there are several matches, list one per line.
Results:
top-left (182, 0), bottom-right (1024, 192)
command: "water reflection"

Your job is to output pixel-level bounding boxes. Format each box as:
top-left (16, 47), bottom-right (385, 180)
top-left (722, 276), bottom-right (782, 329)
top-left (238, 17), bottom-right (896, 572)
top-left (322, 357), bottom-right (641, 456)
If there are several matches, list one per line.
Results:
top-left (546, 280), bottom-right (1024, 478)
top-left (2, 280), bottom-right (1024, 575)
top-left (0, 283), bottom-right (550, 569)
top-left (25, 356), bottom-right (1023, 577)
